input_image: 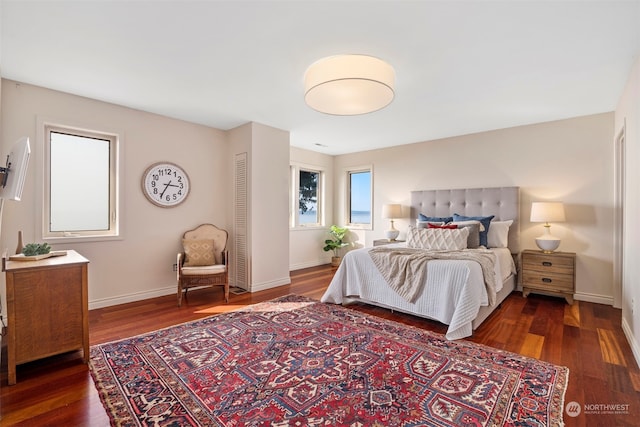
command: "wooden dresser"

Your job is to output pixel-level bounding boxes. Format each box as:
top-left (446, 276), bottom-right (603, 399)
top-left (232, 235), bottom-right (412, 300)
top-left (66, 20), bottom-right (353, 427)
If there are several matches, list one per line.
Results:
top-left (521, 249), bottom-right (576, 304)
top-left (5, 250), bottom-right (89, 385)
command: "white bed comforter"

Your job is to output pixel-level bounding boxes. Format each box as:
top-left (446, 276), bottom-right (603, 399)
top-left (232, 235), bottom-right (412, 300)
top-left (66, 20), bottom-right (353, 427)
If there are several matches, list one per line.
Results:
top-left (321, 244), bottom-right (515, 340)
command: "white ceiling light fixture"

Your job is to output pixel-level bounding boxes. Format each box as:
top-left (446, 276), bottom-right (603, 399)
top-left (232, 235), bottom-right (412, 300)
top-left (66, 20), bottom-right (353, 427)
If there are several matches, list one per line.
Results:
top-left (304, 54), bottom-right (395, 115)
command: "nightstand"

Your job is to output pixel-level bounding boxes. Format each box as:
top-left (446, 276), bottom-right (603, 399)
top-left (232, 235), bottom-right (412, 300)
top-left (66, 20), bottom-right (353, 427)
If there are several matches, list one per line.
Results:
top-left (521, 249), bottom-right (576, 304)
top-left (373, 239), bottom-right (405, 246)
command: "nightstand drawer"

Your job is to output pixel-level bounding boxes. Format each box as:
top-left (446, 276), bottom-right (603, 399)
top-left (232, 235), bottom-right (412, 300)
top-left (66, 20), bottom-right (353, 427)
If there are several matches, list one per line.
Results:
top-left (522, 270), bottom-right (574, 291)
top-left (522, 253), bottom-right (574, 273)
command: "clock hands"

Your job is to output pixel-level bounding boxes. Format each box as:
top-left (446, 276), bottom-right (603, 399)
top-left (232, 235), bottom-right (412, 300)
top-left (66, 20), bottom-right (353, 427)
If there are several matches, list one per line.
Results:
top-left (159, 180), bottom-right (181, 199)
top-left (159, 182), bottom-right (169, 199)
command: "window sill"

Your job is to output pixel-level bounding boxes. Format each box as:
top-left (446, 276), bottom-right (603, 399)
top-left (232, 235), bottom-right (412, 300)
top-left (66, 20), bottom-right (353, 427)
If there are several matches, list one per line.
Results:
top-left (346, 224), bottom-right (372, 231)
top-left (43, 234), bottom-right (123, 244)
top-left (290, 225), bottom-right (325, 231)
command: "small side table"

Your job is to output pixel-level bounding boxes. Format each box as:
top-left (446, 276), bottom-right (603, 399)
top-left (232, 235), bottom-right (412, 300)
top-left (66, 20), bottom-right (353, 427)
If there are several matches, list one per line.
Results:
top-left (373, 239), bottom-right (405, 246)
top-left (521, 249), bottom-right (576, 304)
top-left (5, 250), bottom-right (89, 385)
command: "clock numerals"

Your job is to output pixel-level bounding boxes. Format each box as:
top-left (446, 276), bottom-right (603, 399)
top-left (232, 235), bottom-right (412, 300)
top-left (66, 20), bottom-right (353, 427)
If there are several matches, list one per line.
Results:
top-left (142, 162), bottom-right (190, 208)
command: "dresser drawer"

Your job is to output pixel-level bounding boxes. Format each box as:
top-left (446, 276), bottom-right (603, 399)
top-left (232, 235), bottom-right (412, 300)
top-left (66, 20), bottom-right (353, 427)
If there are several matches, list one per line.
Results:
top-left (522, 253), bottom-right (574, 273)
top-left (522, 270), bottom-right (574, 292)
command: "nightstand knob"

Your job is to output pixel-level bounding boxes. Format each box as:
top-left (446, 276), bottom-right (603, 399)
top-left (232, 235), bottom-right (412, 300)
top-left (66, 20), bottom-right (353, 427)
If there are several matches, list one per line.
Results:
top-left (542, 278), bottom-right (552, 283)
top-left (542, 261), bottom-right (552, 267)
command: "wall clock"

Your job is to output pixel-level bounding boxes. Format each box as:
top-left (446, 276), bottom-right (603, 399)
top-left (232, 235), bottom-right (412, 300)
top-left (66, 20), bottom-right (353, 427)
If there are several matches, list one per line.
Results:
top-left (142, 162), bottom-right (190, 207)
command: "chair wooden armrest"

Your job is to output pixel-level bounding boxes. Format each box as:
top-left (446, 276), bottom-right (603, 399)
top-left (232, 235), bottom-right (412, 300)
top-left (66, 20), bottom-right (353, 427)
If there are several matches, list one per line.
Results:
top-left (177, 252), bottom-right (184, 280)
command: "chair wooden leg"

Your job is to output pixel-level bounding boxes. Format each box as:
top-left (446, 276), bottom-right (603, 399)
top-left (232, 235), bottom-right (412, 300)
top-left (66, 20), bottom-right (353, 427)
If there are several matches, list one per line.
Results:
top-left (177, 283), bottom-right (188, 307)
top-left (224, 283), bottom-right (229, 303)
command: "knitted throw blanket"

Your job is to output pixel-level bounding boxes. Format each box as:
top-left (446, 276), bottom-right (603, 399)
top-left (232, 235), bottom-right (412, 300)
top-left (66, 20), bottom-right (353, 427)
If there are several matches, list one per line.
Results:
top-left (368, 247), bottom-right (497, 305)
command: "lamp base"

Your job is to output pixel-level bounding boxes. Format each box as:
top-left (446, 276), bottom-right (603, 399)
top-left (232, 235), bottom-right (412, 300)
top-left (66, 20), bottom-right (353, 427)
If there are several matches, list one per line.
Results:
top-left (385, 229), bottom-right (399, 241)
top-left (385, 219), bottom-right (399, 241)
top-left (535, 236), bottom-right (561, 253)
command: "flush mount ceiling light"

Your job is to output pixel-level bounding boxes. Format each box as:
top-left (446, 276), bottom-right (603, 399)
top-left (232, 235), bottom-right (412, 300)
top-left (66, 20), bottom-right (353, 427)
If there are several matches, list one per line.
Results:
top-left (304, 54), bottom-right (395, 115)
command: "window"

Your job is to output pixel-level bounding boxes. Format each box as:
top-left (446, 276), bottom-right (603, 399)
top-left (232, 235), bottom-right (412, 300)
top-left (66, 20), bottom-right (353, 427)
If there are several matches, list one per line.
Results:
top-left (291, 165), bottom-right (324, 227)
top-left (347, 168), bottom-right (372, 228)
top-left (44, 124), bottom-right (119, 239)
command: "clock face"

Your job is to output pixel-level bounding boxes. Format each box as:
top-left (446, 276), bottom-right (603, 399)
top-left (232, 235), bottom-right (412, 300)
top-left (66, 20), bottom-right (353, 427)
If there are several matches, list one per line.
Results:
top-left (142, 162), bottom-right (190, 207)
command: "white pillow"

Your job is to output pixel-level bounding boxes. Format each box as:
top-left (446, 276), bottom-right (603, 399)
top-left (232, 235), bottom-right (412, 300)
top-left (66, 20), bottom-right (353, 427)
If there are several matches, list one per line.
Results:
top-left (406, 225), bottom-right (469, 251)
top-left (416, 219), bottom-right (444, 229)
top-left (449, 219), bottom-right (485, 231)
top-left (487, 220), bottom-right (513, 248)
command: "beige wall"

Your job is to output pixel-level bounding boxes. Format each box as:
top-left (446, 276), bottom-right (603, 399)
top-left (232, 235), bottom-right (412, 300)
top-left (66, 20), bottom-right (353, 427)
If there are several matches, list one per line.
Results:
top-left (0, 79), bottom-right (229, 311)
top-left (248, 122), bottom-right (291, 289)
top-left (333, 113), bottom-right (615, 304)
top-left (616, 55), bottom-right (640, 362)
top-left (0, 77), bottom-right (624, 341)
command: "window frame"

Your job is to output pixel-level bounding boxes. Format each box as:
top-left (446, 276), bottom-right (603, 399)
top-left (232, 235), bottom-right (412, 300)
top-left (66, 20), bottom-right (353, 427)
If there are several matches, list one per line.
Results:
top-left (41, 121), bottom-right (121, 242)
top-left (290, 163), bottom-right (325, 229)
top-left (346, 165), bottom-right (373, 230)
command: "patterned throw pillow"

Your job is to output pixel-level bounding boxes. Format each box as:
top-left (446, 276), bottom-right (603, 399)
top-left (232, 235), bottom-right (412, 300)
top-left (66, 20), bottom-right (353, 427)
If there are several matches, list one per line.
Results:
top-left (406, 225), bottom-right (469, 251)
top-left (183, 239), bottom-right (216, 266)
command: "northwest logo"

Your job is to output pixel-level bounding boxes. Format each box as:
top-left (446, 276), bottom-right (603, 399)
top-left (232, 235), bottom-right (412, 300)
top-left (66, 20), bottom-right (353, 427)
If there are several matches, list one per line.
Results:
top-left (565, 401), bottom-right (581, 417)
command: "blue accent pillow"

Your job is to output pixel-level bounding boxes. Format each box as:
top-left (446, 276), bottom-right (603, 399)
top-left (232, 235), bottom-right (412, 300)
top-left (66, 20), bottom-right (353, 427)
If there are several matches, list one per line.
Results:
top-left (452, 214), bottom-right (495, 247)
top-left (418, 213), bottom-right (454, 224)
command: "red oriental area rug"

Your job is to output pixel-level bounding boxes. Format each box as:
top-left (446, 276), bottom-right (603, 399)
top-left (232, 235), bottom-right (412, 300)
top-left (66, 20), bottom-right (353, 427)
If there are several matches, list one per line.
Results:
top-left (90, 295), bottom-right (568, 426)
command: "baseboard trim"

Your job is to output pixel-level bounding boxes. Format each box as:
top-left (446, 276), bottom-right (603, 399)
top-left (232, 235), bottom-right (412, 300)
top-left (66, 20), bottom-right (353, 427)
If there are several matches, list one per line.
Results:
top-left (290, 259), bottom-right (331, 271)
top-left (621, 317), bottom-right (640, 368)
top-left (89, 285), bottom-right (176, 310)
top-left (250, 276), bottom-right (291, 292)
top-left (87, 281), bottom-right (616, 312)
top-left (574, 292), bottom-right (614, 306)
top-left (89, 275), bottom-right (293, 310)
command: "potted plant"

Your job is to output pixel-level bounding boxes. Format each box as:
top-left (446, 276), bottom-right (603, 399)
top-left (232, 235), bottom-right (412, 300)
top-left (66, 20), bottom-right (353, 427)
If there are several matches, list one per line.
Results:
top-left (323, 225), bottom-right (349, 267)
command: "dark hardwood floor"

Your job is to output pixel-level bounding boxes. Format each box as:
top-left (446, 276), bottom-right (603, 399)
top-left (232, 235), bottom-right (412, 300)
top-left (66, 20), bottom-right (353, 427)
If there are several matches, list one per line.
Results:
top-left (1, 264), bottom-right (639, 426)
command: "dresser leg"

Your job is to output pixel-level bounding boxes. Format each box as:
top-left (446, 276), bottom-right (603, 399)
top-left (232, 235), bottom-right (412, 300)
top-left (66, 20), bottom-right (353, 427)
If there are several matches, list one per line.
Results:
top-left (8, 362), bottom-right (16, 386)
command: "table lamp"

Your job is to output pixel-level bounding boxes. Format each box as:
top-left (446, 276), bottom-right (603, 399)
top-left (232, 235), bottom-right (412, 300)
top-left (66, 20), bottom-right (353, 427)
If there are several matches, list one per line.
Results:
top-left (530, 202), bottom-right (565, 253)
top-left (382, 204), bottom-right (402, 241)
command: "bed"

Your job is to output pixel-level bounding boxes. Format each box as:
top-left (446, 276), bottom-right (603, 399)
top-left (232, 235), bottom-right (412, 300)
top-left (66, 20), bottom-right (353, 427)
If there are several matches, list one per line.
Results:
top-left (321, 186), bottom-right (520, 340)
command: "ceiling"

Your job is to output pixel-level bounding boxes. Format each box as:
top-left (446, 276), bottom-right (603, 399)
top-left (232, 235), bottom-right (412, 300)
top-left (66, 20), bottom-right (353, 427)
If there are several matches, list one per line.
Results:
top-left (1, 1), bottom-right (639, 155)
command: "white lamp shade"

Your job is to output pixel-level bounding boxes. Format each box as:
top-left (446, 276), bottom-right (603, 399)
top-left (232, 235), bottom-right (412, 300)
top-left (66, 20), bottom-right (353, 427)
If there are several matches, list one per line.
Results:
top-left (382, 204), bottom-right (402, 219)
top-left (304, 55), bottom-right (395, 115)
top-left (530, 202), bottom-right (565, 223)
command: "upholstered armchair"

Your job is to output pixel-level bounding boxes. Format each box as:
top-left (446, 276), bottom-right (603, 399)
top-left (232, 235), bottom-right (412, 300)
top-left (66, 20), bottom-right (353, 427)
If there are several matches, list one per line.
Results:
top-left (177, 224), bottom-right (229, 306)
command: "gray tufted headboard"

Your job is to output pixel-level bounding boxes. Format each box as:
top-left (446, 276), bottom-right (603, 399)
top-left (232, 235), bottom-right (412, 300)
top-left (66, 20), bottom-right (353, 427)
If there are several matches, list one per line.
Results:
top-left (410, 186), bottom-right (520, 254)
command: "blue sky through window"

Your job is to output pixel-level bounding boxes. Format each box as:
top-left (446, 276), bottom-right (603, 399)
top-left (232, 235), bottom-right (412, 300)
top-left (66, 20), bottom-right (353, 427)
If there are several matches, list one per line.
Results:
top-left (350, 171), bottom-right (371, 223)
